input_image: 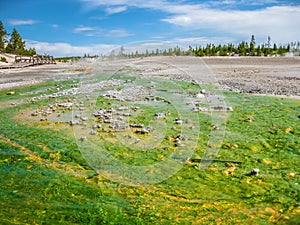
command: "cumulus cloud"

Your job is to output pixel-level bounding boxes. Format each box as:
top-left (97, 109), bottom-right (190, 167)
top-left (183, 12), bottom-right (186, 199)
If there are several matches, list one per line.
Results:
top-left (26, 40), bottom-right (117, 57)
top-left (80, 0), bottom-right (300, 43)
top-left (8, 19), bottom-right (39, 26)
top-left (162, 5), bottom-right (300, 43)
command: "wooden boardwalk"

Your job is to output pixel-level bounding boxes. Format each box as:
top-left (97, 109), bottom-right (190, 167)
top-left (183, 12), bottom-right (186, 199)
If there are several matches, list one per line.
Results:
top-left (15, 54), bottom-right (56, 65)
top-left (0, 54), bottom-right (56, 69)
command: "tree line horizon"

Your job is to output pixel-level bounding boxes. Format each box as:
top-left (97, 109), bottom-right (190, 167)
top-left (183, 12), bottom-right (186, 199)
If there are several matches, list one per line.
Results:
top-left (1, 20), bottom-right (299, 59)
top-left (120, 35), bottom-right (299, 58)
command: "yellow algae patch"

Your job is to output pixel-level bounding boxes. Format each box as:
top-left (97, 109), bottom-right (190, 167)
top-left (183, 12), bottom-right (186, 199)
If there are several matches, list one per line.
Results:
top-left (64, 67), bottom-right (92, 73)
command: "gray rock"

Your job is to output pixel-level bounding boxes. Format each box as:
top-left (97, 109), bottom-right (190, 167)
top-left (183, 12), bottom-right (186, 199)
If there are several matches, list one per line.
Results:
top-left (251, 168), bottom-right (260, 176)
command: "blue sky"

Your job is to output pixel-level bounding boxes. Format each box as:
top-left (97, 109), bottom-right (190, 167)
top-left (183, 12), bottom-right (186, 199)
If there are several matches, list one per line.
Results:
top-left (1, 0), bottom-right (300, 57)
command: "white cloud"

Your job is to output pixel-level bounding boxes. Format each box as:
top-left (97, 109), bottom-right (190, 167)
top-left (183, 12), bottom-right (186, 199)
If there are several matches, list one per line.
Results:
top-left (73, 26), bottom-right (95, 33)
top-left (80, 0), bottom-right (300, 43)
top-left (105, 6), bottom-right (128, 14)
top-left (26, 40), bottom-right (117, 57)
top-left (73, 25), bottom-right (131, 37)
top-left (162, 5), bottom-right (300, 43)
top-left (8, 19), bottom-right (39, 26)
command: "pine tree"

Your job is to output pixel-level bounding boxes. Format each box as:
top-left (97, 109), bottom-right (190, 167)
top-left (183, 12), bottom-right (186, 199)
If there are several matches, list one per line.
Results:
top-left (250, 35), bottom-right (256, 56)
top-left (6, 28), bottom-right (25, 54)
top-left (257, 45), bottom-right (261, 56)
top-left (0, 21), bottom-right (8, 52)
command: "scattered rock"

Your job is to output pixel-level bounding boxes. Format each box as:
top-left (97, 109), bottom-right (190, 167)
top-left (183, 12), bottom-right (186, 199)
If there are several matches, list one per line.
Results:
top-left (80, 116), bottom-right (88, 121)
top-left (135, 127), bottom-right (153, 134)
top-left (79, 136), bottom-right (88, 141)
top-left (286, 172), bottom-right (296, 178)
top-left (58, 102), bottom-right (73, 108)
top-left (212, 125), bottom-right (219, 130)
top-left (251, 168), bottom-right (260, 176)
top-left (92, 124), bottom-right (102, 129)
top-left (174, 118), bottom-right (182, 124)
top-left (90, 130), bottom-right (98, 135)
top-left (31, 112), bottom-right (39, 116)
top-left (196, 93), bottom-right (205, 98)
top-left (130, 123), bottom-right (144, 128)
top-left (6, 91), bottom-right (15, 95)
top-left (70, 120), bottom-right (79, 126)
top-left (193, 106), bottom-right (233, 112)
top-left (155, 112), bottom-right (165, 118)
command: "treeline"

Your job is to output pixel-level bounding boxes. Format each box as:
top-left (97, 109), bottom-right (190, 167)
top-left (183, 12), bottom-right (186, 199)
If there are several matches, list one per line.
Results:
top-left (122, 35), bottom-right (299, 58)
top-left (192, 35), bottom-right (294, 57)
top-left (122, 46), bottom-right (188, 58)
top-left (0, 21), bottom-right (36, 56)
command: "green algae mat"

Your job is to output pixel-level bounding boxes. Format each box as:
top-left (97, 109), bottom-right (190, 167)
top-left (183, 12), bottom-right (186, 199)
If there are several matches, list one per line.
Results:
top-left (0, 68), bottom-right (299, 224)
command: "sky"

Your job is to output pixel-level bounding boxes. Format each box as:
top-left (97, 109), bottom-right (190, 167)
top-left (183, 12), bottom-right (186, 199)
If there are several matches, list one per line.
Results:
top-left (1, 0), bottom-right (300, 57)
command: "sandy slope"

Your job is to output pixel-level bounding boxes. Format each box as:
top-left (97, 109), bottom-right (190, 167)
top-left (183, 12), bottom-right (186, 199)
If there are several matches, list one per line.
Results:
top-left (0, 52), bottom-right (16, 65)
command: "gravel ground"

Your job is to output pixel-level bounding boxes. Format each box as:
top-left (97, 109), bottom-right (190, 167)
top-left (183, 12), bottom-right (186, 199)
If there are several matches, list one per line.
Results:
top-left (202, 56), bottom-right (300, 96)
top-left (1, 56), bottom-right (300, 97)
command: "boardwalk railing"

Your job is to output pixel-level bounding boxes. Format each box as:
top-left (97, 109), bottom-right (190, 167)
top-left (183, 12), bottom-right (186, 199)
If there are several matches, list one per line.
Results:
top-left (15, 54), bottom-right (56, 65)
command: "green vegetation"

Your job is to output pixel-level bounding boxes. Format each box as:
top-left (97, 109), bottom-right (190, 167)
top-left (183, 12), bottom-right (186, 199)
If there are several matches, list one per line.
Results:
top-left (0, 21), bottom-right (36, 56)
top-left (120, 35), bottom-right (299, 58)
top-left (0, 75), bottom-right (299, 224)
top-left (0, 57), bottom-right (7, 63)
top-left (191, 35), bottom-right (293, 57)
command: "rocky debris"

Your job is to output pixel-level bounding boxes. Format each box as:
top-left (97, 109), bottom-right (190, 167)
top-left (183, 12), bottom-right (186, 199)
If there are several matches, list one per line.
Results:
top-left (251, 168), bottom-right (260, 176)
top-left (174, 118), bottom-right (182, 125)
top-left (212, 125), bottom-right (219, 130)
top-left (109, 121), bottom-right (127, 131)
top-left (79, 136), bottom-right (88, 141)
top-left (193, 106), bottom-right (233, 112)
top-left (173, 134), bottom-right (189, 147)
top-left (155, 112), bottom-right (166, 118)
top-left (80, 116), bottom-right (88, 121)
top-left (219, 74), bottom-right (300, 96)
top-left (175, 134), bottom-right (189, 141)
top-left (103, 85), bottom-right (151, 101)
top-left (134, 138), bottom-right (141, 144)
top-left (30, 101), bottom-right (74, 119)
top-left (145, 96), bottom-right (167, 102)
top-left (135, 127), bottom-right (154, 135)
top-left (6, 91), bottom-right (15, 95)
top-left (70, 120), bottom-right (80, 126)
top-left (195, 93), bottom-right (205, 98)
top-left (31, 112), bottom-right (39, 116)
top-left (130, 123), bottom-right (144, 128)
top-left (27, 79), bottom-right (125, 103)
top-left (92, 124), bottom-right (102, 129)
top-left (122, 112), bottom-right (132, 117)
top-left (118, 106), bottom-right (130, 111)
top-left (90, 130), bottom-right (98, 135)
top-left (58, 102), bottom-right (73, 108)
